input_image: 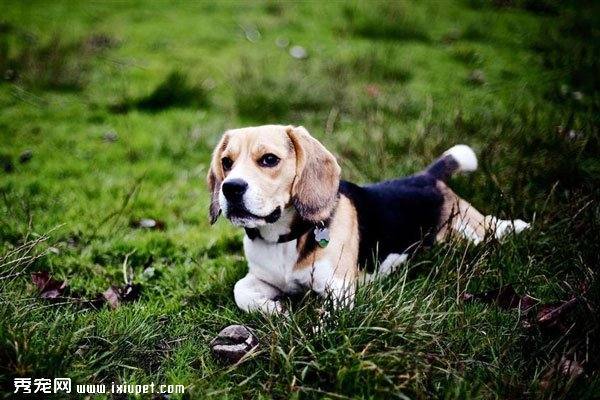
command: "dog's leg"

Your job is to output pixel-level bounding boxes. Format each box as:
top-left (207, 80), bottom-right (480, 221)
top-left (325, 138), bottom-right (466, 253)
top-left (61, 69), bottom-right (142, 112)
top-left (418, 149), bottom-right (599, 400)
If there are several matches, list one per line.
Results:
top-left (442, 196), bottom-right (530, 244)
top-left (325, 279), bottom-right (355, 310)
top-left (378, 253), bottom-right (409, 276)
top-left (234, 273), bottom-right (284, 315)
top-left (312, 270), bottom-right (356, 316)
top-left (360, 253), bottom-right (409, 284)
top-left (484, 216), bottom-right (530, 240)
top-left (311, 277), bottom-right (355, 333)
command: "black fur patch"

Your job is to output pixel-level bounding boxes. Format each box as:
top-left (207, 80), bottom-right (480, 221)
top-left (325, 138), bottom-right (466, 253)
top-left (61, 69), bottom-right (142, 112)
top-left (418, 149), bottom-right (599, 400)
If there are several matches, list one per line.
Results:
top-left (426, 154), bottom-right (459, 182)
top-left (339, 173), bottom-right (444, 273)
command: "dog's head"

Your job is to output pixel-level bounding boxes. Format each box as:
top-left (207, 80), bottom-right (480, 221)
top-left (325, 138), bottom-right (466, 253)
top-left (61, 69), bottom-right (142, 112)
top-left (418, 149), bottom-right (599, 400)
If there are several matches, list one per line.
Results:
top-left (207, 125), bottom-right (340, 227)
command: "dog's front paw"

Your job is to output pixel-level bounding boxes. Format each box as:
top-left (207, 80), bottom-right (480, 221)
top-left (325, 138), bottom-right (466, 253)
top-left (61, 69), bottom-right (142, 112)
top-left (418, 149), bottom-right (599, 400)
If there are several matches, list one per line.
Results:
top-left (310, 307), bottom-right (338, 334)
top-left (261, 299), bottom-right (286, 315)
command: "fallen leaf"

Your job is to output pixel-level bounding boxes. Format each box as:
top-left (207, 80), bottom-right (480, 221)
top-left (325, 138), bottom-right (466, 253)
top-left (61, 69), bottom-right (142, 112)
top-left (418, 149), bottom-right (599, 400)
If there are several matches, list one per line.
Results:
top-left (365, 84), bottom-right (381, 98)
top-left (537, 297), bottom-right (579, 329)
top-left (103, 286), bottom-right (120, 309)
top-left (31, 271), bottom-right (68, 299)
top-left (540, 354), bottom-right (585, 391)
top-left (520, 295), bottom-right (537, 311)
top-left (102, 283), bottom-right (142, 309)
top-left (461, 284), bottom-right (537, 311)
top-left (558, 355), bottom-right (584, 378)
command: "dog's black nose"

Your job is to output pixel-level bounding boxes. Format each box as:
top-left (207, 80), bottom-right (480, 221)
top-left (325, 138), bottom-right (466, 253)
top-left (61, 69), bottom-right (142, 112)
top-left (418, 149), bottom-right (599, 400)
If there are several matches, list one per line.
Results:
top-left (222, 179), bottom-right (248, 201)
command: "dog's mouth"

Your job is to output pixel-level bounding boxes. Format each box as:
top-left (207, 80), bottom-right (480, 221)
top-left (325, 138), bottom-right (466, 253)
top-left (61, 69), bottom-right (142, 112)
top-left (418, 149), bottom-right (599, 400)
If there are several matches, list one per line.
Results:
top-left (226, 205), bottom-right (281, 225)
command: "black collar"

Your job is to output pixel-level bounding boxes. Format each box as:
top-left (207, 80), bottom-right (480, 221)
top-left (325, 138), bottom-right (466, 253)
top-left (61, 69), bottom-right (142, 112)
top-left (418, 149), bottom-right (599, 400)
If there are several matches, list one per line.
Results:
top-left (244, 218), bottom-right (321, 244)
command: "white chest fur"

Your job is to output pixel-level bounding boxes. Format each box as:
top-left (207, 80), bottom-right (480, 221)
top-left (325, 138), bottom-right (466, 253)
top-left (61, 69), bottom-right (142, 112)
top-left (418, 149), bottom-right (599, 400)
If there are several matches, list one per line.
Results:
top-left (243, 236), bottom-right (304, 292)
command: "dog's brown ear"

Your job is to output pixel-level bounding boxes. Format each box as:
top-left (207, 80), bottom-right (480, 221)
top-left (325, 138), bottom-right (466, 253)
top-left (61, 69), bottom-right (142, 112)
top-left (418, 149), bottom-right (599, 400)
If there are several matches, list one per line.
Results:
top-left (286, 126), bottom-right (341, 223)
top-left (207, 133), bottom-right (229, 224)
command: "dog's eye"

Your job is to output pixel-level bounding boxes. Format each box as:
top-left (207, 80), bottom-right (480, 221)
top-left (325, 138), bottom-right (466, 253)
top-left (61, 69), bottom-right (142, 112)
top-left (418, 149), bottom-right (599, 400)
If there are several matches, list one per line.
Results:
top-left (258, 153), bottom-right (280, 168)
top-left (221, 157), bottom-right (233, 171)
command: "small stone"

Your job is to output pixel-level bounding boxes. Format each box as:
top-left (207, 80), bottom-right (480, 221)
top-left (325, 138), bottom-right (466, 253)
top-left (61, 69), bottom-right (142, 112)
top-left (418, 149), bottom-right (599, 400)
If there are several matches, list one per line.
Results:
top-left (275, 37), bottom-right (289, 48)
top-left (467, 69), bottom-right (486, 85)
top-left (140, 218), bottom-right (157, 228)
top-left (18, 149), bottom-right (33, 164)
top-left (289, 45), bottom-right (308, 59)
top-left (66, 235), bottom-right (80, 248)
top-left (103, 130), bottom-right (118, 142)
top-left (142, 266), bottom-right (155, 279)
top-left (442, 28), bottom-right (461, 44)
top-left (567, 130), bottom-right (583, 141)
top-left (210, 325), bottom-right (258, 364)
top-left (130, 218), bottom-right (166, 230)
top-left (572, 91), bottom-right (583, 101)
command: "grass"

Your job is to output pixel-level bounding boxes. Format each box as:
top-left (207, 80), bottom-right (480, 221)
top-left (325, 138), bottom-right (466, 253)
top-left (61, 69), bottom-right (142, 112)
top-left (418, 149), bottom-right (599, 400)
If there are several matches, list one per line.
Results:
top-left (0, 0), bottom-right (599, 398)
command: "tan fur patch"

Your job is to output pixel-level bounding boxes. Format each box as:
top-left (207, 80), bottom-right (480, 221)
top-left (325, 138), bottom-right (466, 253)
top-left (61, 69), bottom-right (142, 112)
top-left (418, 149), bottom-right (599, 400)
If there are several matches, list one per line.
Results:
top-left (295, 195), bottom-right (359, 280)
top-left (436, 181), bottom-right (491, 242)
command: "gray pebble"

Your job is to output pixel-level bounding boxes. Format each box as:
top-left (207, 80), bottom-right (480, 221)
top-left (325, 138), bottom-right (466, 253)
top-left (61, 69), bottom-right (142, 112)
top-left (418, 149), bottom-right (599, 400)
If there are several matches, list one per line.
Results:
top-left (210, 325), bottom-right (258, 363)
top-left (19, 149), bottom-right (33, 164)
top-left (103, 130), bottom-right (118, 142)
top-left (275, 37), bottom-right (289, 48)
top-left (468, 69), bottom-right (486, 85)
top-left (289, 45), bottom-right (308, 59)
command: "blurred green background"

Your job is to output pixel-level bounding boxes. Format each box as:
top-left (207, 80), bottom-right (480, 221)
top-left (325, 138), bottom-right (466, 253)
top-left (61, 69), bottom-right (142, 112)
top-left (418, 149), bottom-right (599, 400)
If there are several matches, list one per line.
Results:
top-left (0, 1), bottom-right (598, 399)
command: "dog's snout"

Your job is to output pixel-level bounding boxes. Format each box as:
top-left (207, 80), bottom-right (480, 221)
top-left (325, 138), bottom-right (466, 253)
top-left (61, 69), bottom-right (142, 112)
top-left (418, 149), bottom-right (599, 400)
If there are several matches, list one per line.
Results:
top-left (222, 179), bottom-right (248, 201)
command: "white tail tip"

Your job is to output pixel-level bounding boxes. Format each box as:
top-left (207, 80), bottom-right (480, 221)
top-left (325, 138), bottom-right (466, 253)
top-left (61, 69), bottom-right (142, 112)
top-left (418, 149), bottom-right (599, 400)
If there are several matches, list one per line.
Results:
top-left (443, 144), bottom-right (478, 172)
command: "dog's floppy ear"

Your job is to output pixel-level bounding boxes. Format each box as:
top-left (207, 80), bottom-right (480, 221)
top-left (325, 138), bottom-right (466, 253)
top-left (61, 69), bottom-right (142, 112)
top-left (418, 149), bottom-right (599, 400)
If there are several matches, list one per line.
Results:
top-left (207, 133), bottom-right (229, 224)
top-left (286, 126), bottom-right (341, 223)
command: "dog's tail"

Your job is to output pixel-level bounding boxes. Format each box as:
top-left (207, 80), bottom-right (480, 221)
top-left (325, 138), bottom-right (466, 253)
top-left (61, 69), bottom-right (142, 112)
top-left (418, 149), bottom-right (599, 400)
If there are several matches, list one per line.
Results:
top-left (426, 144), bottom-right (477, 182)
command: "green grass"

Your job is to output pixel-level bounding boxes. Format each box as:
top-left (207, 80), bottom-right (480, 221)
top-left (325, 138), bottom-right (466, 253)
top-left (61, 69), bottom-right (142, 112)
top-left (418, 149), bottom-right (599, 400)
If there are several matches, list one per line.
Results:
top-left (1, 0), bottom-right (599, 398)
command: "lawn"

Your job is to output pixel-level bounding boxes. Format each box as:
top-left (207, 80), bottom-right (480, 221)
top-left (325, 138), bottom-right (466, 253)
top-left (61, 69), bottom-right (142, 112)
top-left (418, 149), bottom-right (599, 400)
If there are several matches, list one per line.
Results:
top-left (0, 0), bottom-right (599, 398)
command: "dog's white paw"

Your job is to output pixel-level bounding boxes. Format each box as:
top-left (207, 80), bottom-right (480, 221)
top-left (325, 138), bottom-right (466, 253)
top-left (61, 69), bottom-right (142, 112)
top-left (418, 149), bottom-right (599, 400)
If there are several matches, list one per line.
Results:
top-left (512, 219), bottom-right (530, 233)
top-left (261, 299), bottom-right (286, 315)
top-left (493, 218), bottom-right (530, 239)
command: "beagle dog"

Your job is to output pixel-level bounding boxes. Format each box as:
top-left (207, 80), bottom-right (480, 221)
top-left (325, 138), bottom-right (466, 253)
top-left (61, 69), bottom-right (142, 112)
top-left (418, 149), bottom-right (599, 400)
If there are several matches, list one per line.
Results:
top-left (207, 125), bottom-right (529, 314)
